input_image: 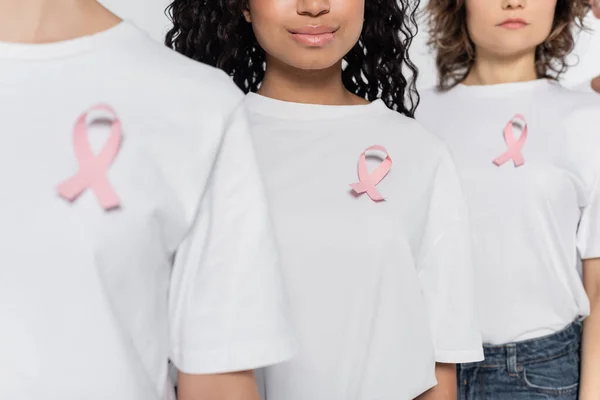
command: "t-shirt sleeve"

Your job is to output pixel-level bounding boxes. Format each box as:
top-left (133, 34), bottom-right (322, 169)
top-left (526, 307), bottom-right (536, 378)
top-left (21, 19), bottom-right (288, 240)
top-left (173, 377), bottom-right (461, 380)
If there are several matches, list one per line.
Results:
top-left (566, 102), bottom-right (600, 260)
top-left (578, 183), bottom-right (600, 259)
top-left (169, 101), bottom-right (296, 374)
top-left (417, 150), bottom-right (484, 364)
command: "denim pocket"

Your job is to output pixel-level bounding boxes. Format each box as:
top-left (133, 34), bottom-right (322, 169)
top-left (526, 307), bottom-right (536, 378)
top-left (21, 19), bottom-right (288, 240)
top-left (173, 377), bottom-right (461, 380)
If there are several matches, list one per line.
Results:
top-left (520, 349), bottom-right (579, 396)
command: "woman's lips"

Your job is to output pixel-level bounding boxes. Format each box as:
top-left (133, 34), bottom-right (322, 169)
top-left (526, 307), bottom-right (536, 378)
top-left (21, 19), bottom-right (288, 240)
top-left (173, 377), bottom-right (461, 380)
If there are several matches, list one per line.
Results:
top-left (498, 18), bottom-right (529, 29)
top-left (289, 26), bottom-right (338, 47)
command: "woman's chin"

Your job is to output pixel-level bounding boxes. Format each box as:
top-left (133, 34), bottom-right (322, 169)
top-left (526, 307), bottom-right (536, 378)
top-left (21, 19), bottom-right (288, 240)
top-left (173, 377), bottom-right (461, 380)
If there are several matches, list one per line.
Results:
top-left (285, 57), bottom-right (340, 72)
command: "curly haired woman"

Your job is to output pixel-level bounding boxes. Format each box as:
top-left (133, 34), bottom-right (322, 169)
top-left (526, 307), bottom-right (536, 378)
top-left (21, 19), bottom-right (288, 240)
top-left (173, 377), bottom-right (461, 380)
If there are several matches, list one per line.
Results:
top-left (417, 0), bottom-right (600, 398)
top-left (166, 0), bottom-right (484, 398)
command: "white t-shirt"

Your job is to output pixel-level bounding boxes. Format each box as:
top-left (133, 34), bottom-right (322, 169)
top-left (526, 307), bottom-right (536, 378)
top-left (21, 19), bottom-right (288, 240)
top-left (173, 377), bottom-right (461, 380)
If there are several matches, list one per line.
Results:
top-left (0, 21), bottom-right (295, 399)
top-left (244, 93), bottom-right (483, 400)
top-left (417, 79), bottom-right (600, 345)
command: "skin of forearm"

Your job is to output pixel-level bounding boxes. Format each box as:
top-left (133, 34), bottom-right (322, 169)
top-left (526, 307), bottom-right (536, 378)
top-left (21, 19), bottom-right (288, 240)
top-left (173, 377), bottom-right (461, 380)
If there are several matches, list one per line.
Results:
top-left (177, 370), bottom-right (260, 400)
top-left (415, 363), bottom-right (457, 400)
top-left (579, 258), bottom-right (600, 400)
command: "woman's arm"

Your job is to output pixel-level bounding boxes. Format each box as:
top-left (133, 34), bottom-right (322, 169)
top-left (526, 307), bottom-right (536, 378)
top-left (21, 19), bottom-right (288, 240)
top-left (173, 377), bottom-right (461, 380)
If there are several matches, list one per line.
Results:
top-left (592, 0), bottom-right (600, 19)
top-left (591, 76), bottom-right (600, 94)
top-left (579, 258), bottom-right (600, 400)
top-left (416, 363), bottom-right (457, 400)
top-left (178, 370), bottom-right (260, 400)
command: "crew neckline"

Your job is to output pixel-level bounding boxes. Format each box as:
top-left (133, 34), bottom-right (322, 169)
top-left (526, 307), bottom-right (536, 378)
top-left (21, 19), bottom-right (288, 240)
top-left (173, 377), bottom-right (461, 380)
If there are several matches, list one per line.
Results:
top-left (453, 78), bottom-right (556, 97)
top-left (244, 92), bottom-right (389, 121)
top-left (0, 21), bottom-right (139, 60)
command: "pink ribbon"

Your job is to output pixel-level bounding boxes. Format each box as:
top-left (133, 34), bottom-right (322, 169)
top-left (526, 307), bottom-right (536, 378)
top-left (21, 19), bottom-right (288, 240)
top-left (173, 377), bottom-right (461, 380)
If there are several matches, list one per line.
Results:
top-left (493, 114), bottom-right (528, 167)
top-left (350, 145), bottom-right (392, 201)
top-left (57, 104), bottom-right (122, 210)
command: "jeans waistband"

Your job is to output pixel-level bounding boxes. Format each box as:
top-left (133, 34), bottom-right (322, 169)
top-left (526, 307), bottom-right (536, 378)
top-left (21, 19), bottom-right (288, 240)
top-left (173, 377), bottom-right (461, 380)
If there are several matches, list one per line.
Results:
top-left (463, 321), bottom-right (582, 369)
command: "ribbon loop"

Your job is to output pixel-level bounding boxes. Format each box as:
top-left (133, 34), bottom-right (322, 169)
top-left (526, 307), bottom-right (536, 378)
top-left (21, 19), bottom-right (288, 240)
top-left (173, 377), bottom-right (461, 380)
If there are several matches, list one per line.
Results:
top-left (350, 145), bottom-right (392, 201)
top-left (57, 104), bottom-right (122, 210)
top-left (493, 114), bottom-right (528, 167)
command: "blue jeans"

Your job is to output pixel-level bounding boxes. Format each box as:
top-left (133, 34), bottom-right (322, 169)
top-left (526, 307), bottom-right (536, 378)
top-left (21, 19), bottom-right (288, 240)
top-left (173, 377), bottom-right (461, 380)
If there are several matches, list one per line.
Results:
top-left (457, 321), bottom-right (581, 399)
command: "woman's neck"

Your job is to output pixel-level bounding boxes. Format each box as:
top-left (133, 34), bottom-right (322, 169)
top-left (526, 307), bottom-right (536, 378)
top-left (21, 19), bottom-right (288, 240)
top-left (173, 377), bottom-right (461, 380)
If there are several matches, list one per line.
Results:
top-left (0, 0), bottom-right (120, 43)
top-left (258, 56), bottom-right (368, 106)
top-left (462, 49), bottom-right (538, 86)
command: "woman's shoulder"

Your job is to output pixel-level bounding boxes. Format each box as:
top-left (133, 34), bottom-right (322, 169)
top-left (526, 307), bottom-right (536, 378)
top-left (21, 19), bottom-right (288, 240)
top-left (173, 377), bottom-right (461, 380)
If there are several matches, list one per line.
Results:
top-left (561, 85), bottom-right (600, 109)
top-left (418, 86), bottom-right (452, 105)
top-left (554, 83), bottom-right (600, 128)
top-left (108, 23), bottom-right (244, 113)
top-left (415, 85), bottom-right (460, 120)
top-left (560, 89), bottom-right (600, 172)
top-left (371, 103), bottom-right (453, 161)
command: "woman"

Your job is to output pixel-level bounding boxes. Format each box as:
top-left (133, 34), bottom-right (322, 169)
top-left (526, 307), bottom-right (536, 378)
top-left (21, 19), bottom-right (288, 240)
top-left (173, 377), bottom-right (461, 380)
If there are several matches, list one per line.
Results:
top-left (0, 0), bottom-right (295, 399)
top-left (167, 0), bottom-right (483, 398)
top-left (418, 0), bottom-right (600, 398)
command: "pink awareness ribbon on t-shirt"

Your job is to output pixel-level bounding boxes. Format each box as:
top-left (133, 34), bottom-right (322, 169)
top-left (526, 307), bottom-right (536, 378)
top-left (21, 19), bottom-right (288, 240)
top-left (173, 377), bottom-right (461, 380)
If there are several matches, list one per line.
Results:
top-left (350, 145), bottom-right (392, 201)
top-left (56, 104), bottom-right (122, 210)
top-left (493, 114), bottom-right (528, 167)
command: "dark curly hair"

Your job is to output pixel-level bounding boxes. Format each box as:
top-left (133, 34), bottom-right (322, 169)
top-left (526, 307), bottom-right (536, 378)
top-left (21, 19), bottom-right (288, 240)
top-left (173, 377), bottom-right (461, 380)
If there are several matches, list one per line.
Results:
top-left (165, 0), bottom-right (421, 117)
top-left (426, 0), bottom-right (590, 91)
